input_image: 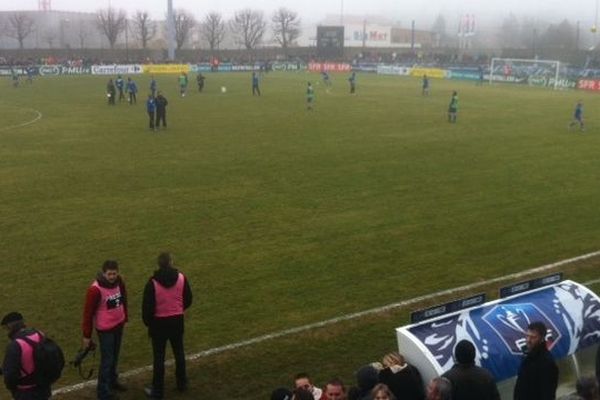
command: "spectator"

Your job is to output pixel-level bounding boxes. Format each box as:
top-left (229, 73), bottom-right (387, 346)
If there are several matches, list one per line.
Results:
top-left (294, 387), bottom-right (316, 400)
top-left (143, 252), bottom-right (193, 399)
top-left (323, 378), bottom-right (347, 400)
top-left (1, 312), bottom-right (58, 400)
top-left (513, 321), bottom-right (559, 400)
top-left (350, 364), bottom-right (380, 400)
top-left (576, 376), bottom-right (599, 400)
top-left (81, 260), bottom-right (128, 400)
top-left (371, 383), bottom-right (396, 400)
top-left (442, 339), bottom-right (500, 400)
top-left (378, 352), bottom-right (425, 400)
top-left (295, 373), bottom-right (323, 400)
top-left (272, 387), bottom-right (293, 400)
top-left (426, 377), bottom-right (452, 400)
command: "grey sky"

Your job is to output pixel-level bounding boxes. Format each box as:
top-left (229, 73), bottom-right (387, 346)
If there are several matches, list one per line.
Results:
top-left (2, 0), bottom-right (597, 27)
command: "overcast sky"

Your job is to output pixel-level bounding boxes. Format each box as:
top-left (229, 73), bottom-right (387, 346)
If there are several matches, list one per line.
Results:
top-left (2, 0), bottom-right (598, 27)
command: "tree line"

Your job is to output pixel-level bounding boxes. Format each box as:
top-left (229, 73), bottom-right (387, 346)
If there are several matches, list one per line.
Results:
top-left (0, 8), bottom-right (301, 52)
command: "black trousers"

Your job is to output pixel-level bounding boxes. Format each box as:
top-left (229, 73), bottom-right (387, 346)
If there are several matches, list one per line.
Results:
top-left (118, 88), bottom-right (125, 101)
top-left (129, 92), bottom-right (136, 104)
top-left (155, 111), bottom-right (167, 128)
top-left (252, 85), bottom-right (260, 96)
top-left (148, 111), bottom-right (155, 129)
top-left (151, 331), bottom-right (187, 397)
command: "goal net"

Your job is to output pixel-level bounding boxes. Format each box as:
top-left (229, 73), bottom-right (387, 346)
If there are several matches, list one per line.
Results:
top-left (489, 58), bottom-right (562, 90)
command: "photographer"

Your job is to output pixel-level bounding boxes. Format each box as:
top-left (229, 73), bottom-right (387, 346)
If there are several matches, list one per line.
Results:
top-left (82, 260), bottom-right (128, 400)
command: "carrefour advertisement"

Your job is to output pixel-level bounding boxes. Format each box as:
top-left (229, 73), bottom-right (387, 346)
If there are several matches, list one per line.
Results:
top-left (377, 65), bottom-right (412, 76)
top-left (397, 280), bottom-right (600, 383)
top-left (447, 68), bottom-right (481, 81)
top-left (410, 67), bottom-right (447, 79)
top-left (143, 64), bottom-right (190, 74)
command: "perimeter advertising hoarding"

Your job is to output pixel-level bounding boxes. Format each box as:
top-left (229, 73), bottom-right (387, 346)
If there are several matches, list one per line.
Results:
top-left (376, 65), bottom-right (412, 76)
top-left (91, 65), bottom-right (142, 75)
top-left (410, 67), bottom-right (447, 79)
top-left (317, 26), bottom-right (344, 58)
top-left (396, 280), bottom-right (600, 384)
top-left (143, 64), bottom-right (190, 74)
top-left (308, 62), bottom-right (352, 72)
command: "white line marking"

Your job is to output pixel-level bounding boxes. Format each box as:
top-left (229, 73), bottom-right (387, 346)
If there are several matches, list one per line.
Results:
top-left (0, 108), bottom-right (42, 132)
top-left (53, 250), bottom-right (600, 395)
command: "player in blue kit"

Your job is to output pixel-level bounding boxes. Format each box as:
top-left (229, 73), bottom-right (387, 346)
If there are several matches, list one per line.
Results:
top-left (568, 101), bottom-right (584, 132)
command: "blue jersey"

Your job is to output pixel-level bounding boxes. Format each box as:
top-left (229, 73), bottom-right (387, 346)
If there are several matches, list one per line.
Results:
top-left (146, 98), bottom-right (156, 113)
top-left (252, 74), bottom-right (259, 86)
top-left (116, 78), bottom-right (124, 89)
top-left (127, 81), bottom-right (137, 93)
top-left (150, 79), bottom-right (157, 91)
top-left (574, 104), bottom-right (583, 119)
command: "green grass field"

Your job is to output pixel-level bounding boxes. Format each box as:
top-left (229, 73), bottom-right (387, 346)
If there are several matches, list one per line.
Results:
top-left (1, 71), bottom-right (600, 399)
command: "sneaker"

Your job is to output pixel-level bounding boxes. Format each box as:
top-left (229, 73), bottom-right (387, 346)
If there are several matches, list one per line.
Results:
top-left (144, 386), bottom-right (163, 400)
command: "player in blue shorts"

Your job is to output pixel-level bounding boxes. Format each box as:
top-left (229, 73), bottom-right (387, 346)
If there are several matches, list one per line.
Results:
top-left (569, 100), bottom-right (584, 132)
top-left (422, 74), bottom-right (430, 96)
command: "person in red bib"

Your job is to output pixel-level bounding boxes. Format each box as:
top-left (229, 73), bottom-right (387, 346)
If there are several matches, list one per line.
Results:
top-left (142, 252), bottom-right (192, 399)
top-left (1, 312), bottom-right (52, 400)
top-left (81, 260), bottom-right (128, 400)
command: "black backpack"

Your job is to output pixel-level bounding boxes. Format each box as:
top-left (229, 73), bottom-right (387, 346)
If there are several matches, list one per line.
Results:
top-left (20, 332), bottom-right (65, 386)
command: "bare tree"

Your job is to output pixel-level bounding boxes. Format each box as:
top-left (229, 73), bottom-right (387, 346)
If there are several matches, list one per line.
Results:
top-left (200, 12), bottom-right (226, 52)
top-left (77, 20), bottom-right (89, 49)
top-left (271, 8), bottom-right (300, 50)
top-left (173, 9), bottom-right (196, 50)
top-left (133, 11), bottom-right (156, 49)
top-left (230, 9), bottom-right (266, 50)
top-left (5, 13), bottom-right (35, 49)
top-left (96, 8), bottom-right (127, 49)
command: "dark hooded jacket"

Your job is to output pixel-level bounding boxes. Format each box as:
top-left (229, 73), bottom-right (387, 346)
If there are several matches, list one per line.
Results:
top-left (142, 266), bottom-right (192, 337)
top-left (2, 326), bottom-right (52, 398)
top-left (349, 365), bottom-right (379, 400)
top-left (513, 342), bottom-right (559, 400)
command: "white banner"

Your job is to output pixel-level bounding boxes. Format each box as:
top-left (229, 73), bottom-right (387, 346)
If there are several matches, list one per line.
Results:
top-left (91, 64), bottom-right (143, 75)
top-left (376, 65), bottom-right (412, 76)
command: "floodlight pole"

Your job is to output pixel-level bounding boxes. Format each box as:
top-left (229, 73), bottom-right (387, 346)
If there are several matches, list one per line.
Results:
top-left (167, 0), bottom-right (175, 60)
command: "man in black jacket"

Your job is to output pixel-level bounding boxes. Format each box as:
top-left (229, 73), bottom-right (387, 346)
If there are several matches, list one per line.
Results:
top-left (142, 252), bottom-right (192, 399)
top-left (442, 339), bottom-right (500, 400)
top-left (154, 92), bottom-right (168, 130)
top-left (513, 321), bottom-right (559, 400)
top-left (1, 312), bottom-right (52, 400)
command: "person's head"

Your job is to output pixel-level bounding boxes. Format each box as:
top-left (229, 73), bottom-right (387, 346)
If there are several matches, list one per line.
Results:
top-left (148, 94), bottom-right (153, 99)
top-left (101, 260), bottom-right (119, 283)
top-left (1, 312), bottom-right (25, 338)
top-left (355, 364), bottom-right (379, 391)
top-left (324, 378), bottom-right (346, 400)
top-left (293, 387), bottom-right (315, 400)
top-left (128, 77), bottom-right (131, 81)
top-left (526, 321), bottom-right (547, 352)
top-left (157, 252), bottom-right (173, 269)
top-left (157, 91), bottom-right (162, 97)
top-left (576, 376), bottom-right (599, 400)
top-left (452, 91), bottom-right (457, 96)
top-left (454, 339), bottom-right (476, 365)
top-left (382, 352), bottom-right (406, 368)
top-left (426, 377), bottom-right (452, 400)
top-left (294, 373), bottom-right (314, 391)
top-left (371, 383), bottom-right (396, 400)
top-left (271, 387), bottom-right (293, 400)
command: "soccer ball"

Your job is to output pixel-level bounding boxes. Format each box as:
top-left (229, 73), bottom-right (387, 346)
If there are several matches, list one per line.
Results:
top-left (221, 86), bottom-right (227, 93)
top-left (106, 93), bottom-right (111, 98)
top-left (592, 26), bottom-right (598, 33)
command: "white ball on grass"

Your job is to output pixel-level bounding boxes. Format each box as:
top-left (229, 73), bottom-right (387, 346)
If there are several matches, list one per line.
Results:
top-left (221, 86), bottom-right (227, 93)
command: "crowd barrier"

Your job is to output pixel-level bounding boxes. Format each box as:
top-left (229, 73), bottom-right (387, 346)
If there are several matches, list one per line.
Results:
top-left (1, 61), bottom-right (593, 91)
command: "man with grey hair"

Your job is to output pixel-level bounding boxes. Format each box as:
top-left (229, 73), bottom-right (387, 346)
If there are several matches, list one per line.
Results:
top-left (426, 377), bottom-right (452, 400)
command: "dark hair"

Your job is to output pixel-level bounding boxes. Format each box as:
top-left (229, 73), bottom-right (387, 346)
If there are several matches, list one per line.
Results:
top-left (326, 378), bottom-right (345, 391)
top-left (527, 321), bottom-right (548, 340)
top-left (157, 252), bottom-right (173, 269)
top-left (293, 388), bottom-right (315, 400)
top-left (102, 260), bottom-right (119, 272)
top-left (454, 340), bottom-right (476, 364)
top-left (294, 372), bottom-right (310, 382)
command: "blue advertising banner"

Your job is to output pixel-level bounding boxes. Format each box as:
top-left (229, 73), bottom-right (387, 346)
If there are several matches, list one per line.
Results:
top-left (397, 280), bottom-right (600, 383)
top-left (447, 68), bottom-right (481, 81)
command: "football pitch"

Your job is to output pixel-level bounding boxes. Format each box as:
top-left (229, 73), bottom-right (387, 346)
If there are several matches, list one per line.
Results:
top-left (1, 71), bottom-right (600, 399)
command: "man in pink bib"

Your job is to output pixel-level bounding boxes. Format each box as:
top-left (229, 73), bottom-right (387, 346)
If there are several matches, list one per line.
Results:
top-left (142, 252), bottom-right (193, 399)
top-left (82, 260), bottom-right (128, 400)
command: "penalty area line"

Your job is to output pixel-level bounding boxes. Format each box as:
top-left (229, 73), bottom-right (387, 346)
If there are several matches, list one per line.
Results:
top-left (52, 249), bottom-right (600, 396)
top-left (0, 108), bottom-right (42, 132)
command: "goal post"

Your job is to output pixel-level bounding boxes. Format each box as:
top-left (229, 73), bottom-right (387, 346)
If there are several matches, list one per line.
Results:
top-left (489, 58), bottom-right (561, 90)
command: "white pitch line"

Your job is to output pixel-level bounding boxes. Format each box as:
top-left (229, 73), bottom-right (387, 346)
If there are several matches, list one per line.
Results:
top-left (0, 108), bottom-right (42, 132)
top-left (53, 250), bottom-right (600, 396)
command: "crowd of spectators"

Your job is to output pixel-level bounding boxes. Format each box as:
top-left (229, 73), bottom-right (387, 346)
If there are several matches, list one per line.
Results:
top-left (271, 322), bottom-right (600, 400)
